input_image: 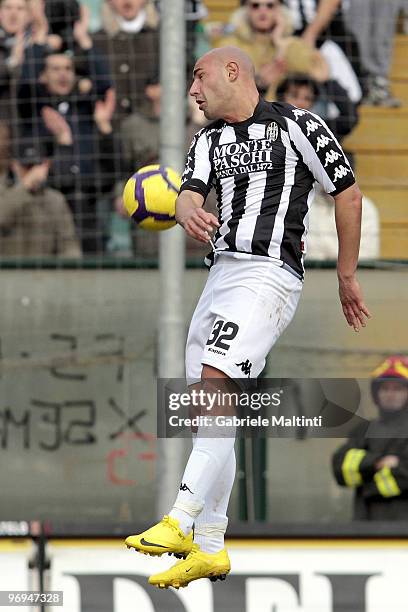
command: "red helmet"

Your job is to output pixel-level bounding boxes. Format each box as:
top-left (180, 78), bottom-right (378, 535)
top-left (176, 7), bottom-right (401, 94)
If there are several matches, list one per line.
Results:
top-left (371, 355), bottom-right (408, 404)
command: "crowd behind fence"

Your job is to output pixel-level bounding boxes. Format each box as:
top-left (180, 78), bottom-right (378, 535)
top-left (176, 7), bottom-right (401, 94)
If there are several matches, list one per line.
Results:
top-left (0, 0), bottom-right (406, 265)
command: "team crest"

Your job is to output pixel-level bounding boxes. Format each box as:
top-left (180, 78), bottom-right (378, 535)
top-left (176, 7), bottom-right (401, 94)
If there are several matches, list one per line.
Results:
top-left (266, 121), bottom-right (279, 141)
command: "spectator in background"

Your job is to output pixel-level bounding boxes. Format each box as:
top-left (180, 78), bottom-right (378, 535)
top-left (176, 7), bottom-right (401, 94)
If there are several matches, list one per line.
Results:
top-left (118, 79), bottom-right (161, 178)
top-left (93, 0), bottom-right (159, 125)
top-left (0, 0), bottom-right (29, 122)
top-left (113, 80), bottom-right (215, 259)
top-left (276, 73), bottom-right (358, 139)
top-left (217, 0), bottom-right (329, 100)
top-left (279, 0), bottom-right (363, 85)
top-left (306, 184), bottom-right (380, 260)
top-left (18, 47), bottom-right (115, 254)
top-left (332, 356), bottom-right (408, 520)
top-left (0, 0), bottom-right (62, 123)
top-left (280, 0), bottom-right (341, 46)
top-left (276, 73), bottom-right (379, 260)
top-left (113, 79), bottom-right (160, 256)
top-left (185, 1), bottom-right (210, 75)
top-left (44, 0), bottom-right (80, 51)
top-left (0, 118), bottom-right (8, 173)
top-left (0, 125), bottom-right (81, 259)
top-left (343, 0), bottom-right (401, 107)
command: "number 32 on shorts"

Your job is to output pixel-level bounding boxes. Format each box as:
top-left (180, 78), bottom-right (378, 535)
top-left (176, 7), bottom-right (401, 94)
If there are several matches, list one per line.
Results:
top-left (206, 319), bottom-right (239, 352)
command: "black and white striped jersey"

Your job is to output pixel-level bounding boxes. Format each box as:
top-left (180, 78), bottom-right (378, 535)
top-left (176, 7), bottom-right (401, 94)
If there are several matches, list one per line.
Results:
top-left (180, 98), bottom-right (355, 278)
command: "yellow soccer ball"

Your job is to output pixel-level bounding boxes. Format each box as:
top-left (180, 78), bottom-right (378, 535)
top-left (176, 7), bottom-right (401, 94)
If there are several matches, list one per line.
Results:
top-left (123, 164), bottom-right (181, 231)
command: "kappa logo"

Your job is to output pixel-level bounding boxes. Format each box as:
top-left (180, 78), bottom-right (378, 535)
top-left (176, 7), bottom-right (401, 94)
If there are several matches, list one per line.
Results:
top-left (179, 483), bottom-right (194, 494)
top-left (316, 134), bottom-right (332, 151)
top-left (236, 359), bottom-right (252, 377)
top-left (324, 149), bottom-right (342, 167)
top-left (306, 120), bottom-right (320, 137)
top-left (266, 121), bottom-right (279, 141)
top-left (333, 165), bottom-right (351, 183)
top-left (292, 109), bottom-right (306, 121)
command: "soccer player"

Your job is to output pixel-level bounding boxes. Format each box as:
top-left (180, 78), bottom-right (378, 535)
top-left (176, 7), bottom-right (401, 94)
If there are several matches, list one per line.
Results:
top-left (125, 46), bottom-right (371, 588)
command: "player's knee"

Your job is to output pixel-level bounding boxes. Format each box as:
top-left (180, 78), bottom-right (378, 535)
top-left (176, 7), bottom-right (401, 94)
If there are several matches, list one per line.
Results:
top-left (200, 366), bottom-right (239, 416)
top-left (202, 364), bottom-right (230, 381)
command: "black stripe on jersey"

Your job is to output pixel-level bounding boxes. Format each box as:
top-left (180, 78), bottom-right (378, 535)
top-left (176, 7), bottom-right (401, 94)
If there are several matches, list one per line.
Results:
top-left (180, 128), bottom-right (213, 199)
top-left (223, 127), bottom-right (250, 251)
top-left (280, 136), bottom-right (314, 276)
top-left (251, 135), bottom-right (287, 257)
top-left (209, 130), bottom-right (223, 244)
top-left (280, 155), bottom-right (313, 277)
top-left (181, 129), bottom-right (202, 186)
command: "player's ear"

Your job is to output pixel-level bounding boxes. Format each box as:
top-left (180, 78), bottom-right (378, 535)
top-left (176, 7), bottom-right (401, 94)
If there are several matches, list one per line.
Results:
top-left (226, 61), bottom-right (239, 82)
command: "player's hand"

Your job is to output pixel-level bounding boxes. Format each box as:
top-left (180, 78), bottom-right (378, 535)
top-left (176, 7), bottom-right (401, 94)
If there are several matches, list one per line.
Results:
top-left (179, 207), bottom-right (220, 244)
top-left (375, 455), bottom-right (400, 470)
top-left (338, 274), bottom-right (371, 332)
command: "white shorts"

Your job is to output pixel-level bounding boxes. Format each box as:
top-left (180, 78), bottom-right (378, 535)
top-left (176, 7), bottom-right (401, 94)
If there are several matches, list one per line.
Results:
top-left (185, 255), bottom-right (303, 385)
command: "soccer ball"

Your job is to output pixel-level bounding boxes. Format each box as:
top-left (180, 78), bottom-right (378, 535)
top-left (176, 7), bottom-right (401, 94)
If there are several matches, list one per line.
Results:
top-left (123, 164), bottom-right (181, 231)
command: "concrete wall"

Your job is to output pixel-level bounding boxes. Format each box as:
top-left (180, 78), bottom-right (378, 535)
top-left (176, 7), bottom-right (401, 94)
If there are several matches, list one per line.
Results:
top-left (0, 268), bottom-right (406, 523)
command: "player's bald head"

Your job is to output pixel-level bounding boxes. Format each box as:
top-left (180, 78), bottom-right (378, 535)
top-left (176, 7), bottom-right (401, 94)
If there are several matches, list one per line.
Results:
top-left (194, 46), bottom-right (256, 82)
top-left (190, 46), bottom-right (259, 121)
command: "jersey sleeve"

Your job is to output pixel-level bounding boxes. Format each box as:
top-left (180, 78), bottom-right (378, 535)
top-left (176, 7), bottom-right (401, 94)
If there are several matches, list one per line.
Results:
top-left (179, 129), bottom-right (213, 199)
top-left (283, 106), bottom-right (356, 196)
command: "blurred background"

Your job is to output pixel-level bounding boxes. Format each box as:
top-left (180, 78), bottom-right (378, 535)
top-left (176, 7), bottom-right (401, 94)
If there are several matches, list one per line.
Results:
top-left (0, 1), bottom-right (407, 610)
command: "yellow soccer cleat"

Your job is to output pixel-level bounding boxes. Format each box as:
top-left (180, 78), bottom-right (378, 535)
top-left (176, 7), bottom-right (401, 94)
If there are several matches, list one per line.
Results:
top-left (125, 515), bottom-right (193, 559)
top-left (148, 544), bottom-right (231, 589)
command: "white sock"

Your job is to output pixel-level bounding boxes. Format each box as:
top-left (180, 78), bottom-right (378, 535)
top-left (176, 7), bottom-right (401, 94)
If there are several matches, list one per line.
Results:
top-left (169, 423), bottom-right (236, 535)
top-left (194, 448), bottom-right (236, 553)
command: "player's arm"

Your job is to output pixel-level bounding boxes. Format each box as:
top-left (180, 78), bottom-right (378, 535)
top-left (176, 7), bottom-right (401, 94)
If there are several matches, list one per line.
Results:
top-left (283, 106), bottom-right (371, 331)
top-left (177, 128), bottom-right (219, 243)
top-left (176, 189), bottom-right (219, 244)
top-left (334, 184), bottom-right (371, 332)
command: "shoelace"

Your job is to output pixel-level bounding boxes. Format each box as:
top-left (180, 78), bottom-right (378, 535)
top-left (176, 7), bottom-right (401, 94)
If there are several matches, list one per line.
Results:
top-left (185, 544), bottom-right (200, 559)
top-left (162, 515), bottom-right (184, 537)
top-left (172, 544), bottom-right (200, 568)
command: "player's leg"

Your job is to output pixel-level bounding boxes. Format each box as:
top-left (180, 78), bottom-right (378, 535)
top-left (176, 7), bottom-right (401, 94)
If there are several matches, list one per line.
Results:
top-left (193, 442), bottom-right (236, 554)
top-left (125, 265), bottom-right (220, 558)
top-left (148, 435), bottom-right (235, 589)
top-left (168, 367), bottom-right (237, 535)
top-left (190, 260), bottom-right (302, 552)
top-left (149, 259), bottom-right (303, 588)
top-left (149, 365), bottom-right (235, 589)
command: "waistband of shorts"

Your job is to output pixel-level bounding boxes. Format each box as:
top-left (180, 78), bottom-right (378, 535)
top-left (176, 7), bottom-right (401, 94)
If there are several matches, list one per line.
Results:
top-left (206, 251), bottom-right (304, 281)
